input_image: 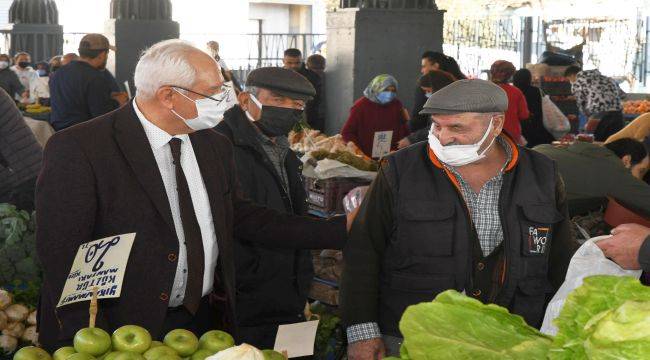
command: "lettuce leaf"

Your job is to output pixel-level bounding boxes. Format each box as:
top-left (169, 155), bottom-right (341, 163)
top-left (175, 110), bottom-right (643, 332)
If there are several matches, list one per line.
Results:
top-left (549, 275), bottom-right (650, 359)
top-left (398, 290), bottom-right (552, 360)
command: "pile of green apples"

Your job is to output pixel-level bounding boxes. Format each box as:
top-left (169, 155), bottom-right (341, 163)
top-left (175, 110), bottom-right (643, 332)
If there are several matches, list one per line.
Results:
top-left (12, 325), bottom-right (236, 360)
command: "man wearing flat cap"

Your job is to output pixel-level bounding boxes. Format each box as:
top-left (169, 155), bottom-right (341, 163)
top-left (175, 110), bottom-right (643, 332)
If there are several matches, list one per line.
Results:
top-left (214, 67), bottom-right (330, 348)
top-left (340, 79), bottom-right (578, 358)
top-left (36, 41), bottom-right (347, 350)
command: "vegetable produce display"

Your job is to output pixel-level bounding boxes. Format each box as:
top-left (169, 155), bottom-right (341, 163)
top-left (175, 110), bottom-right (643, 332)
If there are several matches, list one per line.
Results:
top-left (387, 276), bottom-right (649, 360)
top-left (288, 130), bottom-right (378, 172)
top-left (623, 100), bottom-right (650, 115)
top-left (0, 204), bottom-right (40, 288)
top-left (0, 289), bottom-right (38, 355)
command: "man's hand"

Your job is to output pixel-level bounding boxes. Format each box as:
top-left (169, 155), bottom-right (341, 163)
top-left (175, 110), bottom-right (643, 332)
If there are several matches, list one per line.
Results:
top-left (347, 338), bottom-right (386, 360)
top-left (397, 138), bottom-right (411, 149)
top-left (111, 92), bottom-right (129, 106)
top-left (597, 224), bottom-right (650, 270)
top-left (346, 206), bottom-right (360, 233)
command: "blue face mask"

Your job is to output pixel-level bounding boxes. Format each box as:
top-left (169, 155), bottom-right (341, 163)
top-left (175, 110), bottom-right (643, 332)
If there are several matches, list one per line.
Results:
top-left (377, 91), bottom-right (396, 104)
top-left (37, 69), bottom-right (48, 77)
top-left (425, 92), bottom-right (433, 98)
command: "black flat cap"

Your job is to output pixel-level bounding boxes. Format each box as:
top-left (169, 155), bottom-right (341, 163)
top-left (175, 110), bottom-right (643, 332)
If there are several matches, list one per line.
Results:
top-left (420, 79), bottom-right (508, 115)
top-left (246, 67), bottom-right (316, 101)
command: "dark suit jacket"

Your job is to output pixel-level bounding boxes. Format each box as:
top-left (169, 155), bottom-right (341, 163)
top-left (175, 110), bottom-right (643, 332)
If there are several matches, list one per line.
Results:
top-left (36, 102), bottom-right (347, 350)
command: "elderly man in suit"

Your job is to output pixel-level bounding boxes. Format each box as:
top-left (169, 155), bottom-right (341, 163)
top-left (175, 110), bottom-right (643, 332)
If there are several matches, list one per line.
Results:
top-left (36, 39), bottom-right (347, 350)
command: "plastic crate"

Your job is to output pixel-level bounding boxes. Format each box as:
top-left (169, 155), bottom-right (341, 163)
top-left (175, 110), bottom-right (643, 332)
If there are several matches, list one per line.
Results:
top-left (303, 176), bottom-right (370, 217)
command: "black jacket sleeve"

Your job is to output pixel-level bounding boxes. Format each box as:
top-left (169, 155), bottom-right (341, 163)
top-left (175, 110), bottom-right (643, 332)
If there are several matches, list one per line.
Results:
top-left (87, 75), bottom-right (117, 118)
top-left (340, 164), bottom-right (394, 327)
top-left (548, 171), bottom-right (580, 290)
top-left (639, 236), bottom-right (650, 272)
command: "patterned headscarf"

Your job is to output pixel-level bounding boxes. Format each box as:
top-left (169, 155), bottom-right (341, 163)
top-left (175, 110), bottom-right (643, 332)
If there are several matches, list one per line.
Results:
top-left (363, 74), bottom-right (398, 104)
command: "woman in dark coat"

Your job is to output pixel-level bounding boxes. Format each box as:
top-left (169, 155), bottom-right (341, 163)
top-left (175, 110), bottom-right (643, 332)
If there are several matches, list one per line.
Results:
top-left (514, 68), bottom-right (555, 147)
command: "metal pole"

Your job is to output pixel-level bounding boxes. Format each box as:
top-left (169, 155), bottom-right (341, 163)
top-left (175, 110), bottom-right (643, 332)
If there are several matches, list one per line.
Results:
top-left (257, 19), bottom-right (263, 68)
top-left (522, 17), bottom-right (533, 68)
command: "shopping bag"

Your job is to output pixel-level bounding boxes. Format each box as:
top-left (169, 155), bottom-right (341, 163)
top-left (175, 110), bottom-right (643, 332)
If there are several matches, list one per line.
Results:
top-left (541, 94), bottom-right (571, 139)
top-left (540, 235), bottom-right (642, 335)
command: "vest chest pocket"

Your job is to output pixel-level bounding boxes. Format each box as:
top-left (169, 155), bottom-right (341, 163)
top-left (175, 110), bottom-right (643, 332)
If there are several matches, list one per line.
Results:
top-left (396, 200), bottom-right (455, 257)
top-left (519, 203), bottom-right (564, 257)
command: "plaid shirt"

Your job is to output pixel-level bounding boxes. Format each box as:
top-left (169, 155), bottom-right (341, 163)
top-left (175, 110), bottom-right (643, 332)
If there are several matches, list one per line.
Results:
top-left (346, 136), bottom-right (513, 344)
top-left (257, 133), bottom-right (291, 193)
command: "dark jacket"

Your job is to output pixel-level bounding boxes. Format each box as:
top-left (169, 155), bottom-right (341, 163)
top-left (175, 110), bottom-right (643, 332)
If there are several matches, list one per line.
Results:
top-left (36, 102), bottom-right (348, 351)
top-left (214, 107), bottom-right (323, 330)
top-left (642, 236), bottom-right (650, 272)
top-left (518, 86), bottom-right (555, 147)
top-left (297, 65), bottom-right (323, 131)
top-left (534, 142), bottom-right (650, 217)
top-left (0, 68), bottom-right (24, 98)
top-left (49, 61), bottom-right (117, 131)
top-left (0, 89), bottom-right (42, 202)
top-left (408, 86), bottom-right (429, 144)
top-left (340, 138), bottom-right (577, 336)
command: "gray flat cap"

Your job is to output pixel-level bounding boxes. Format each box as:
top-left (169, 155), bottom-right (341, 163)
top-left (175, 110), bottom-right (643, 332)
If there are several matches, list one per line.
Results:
top-left (246, 67), bottom-right (316, 101)
top-left (420, 79), bottom-right (508, 115)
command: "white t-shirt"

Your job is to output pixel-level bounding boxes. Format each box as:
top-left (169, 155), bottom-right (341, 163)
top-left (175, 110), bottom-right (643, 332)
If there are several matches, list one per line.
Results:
top-left (10, 65), bottom-right (39, 103)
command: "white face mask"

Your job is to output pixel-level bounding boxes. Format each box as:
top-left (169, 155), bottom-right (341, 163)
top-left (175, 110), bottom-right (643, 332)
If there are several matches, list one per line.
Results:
top-left (171, 84), bottom-right (237, 131)
top-left (428, 117), bottom-right (497, 167)
top-left (0, 61), bottom-right (8, 70)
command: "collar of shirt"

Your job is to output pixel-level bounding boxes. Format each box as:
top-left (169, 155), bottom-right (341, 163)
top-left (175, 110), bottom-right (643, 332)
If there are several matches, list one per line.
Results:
top-left (133, 97), bottom-right (189, 148)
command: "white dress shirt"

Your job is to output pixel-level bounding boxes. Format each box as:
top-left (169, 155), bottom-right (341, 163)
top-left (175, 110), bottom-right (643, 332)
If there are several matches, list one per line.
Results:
top-left (133, 99), bottom-right (219, 307)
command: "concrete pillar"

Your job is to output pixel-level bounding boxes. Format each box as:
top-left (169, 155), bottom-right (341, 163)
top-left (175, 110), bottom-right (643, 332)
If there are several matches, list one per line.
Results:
top-left (105, 0), bottom-right (179, 92)
top-left (7, 0), bottom-right (63, 62)
top-left (325, 5), bottom-right (444, 134)
top-left (521, 17), bottom-right (533, 67)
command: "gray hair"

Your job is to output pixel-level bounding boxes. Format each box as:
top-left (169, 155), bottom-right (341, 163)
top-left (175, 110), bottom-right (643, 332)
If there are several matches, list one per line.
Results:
top-left (134, 39), bottom-right (201, 100)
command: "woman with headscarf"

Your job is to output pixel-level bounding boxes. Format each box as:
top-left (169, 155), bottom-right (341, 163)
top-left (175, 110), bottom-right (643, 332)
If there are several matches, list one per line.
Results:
top-left (341, 74), bottom-right (410, 158)
top-left (490, 60), bottom-right (529, 145)
top-left (513, 68), bottom-right (555, 147)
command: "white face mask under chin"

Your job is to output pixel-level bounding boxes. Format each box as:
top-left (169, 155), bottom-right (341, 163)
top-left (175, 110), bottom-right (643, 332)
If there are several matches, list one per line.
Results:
top-left (428, 118), bottom-right (497, 167)
top-left (171, 87), bottom-right (236, 131)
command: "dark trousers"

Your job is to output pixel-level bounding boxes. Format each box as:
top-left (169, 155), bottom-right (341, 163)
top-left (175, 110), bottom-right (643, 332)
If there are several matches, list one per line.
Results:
top-left (161, 296), bottom-right (218, 338)
top-left (238, 323), bottom-right (279, 350)
top-left (593, 111), bottom-right (624, 142)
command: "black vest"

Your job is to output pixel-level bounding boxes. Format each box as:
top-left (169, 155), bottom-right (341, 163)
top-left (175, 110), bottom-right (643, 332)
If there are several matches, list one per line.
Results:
top-left (378, 141), bottom-right (563, 336)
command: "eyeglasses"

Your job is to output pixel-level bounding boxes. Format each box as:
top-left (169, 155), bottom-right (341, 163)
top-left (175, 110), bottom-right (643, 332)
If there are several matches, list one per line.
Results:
top-left (171, 84), bottom-right (233, 103)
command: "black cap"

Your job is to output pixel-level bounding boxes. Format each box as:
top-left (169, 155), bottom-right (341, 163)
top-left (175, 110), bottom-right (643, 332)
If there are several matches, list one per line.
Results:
top-left (246, 67), bottom-right (316, 101)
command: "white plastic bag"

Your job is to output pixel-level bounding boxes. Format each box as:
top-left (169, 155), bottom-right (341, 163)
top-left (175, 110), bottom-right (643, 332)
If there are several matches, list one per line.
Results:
top-left (541, 94), bottom-right (571, 140)
top-left (540, 235), bottom-right (642, 335)
top-left (343, 186), bottom-right (369, 215)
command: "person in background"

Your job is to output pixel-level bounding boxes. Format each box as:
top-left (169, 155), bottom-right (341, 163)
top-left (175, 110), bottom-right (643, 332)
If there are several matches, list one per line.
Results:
top-left (61, 52), bottom-right (78, 66)
top-left (101, 67), bottom-right (129, 107)
top-left (565, 65), bottom-right (625, 141)
top-left (399, 70), bottom-right (455, 148)
top-left (49, 55), bottom-right (62, 73)
top-left (207, 40), bottom-right (242, 92)
top-left (411, 52), bottom-right (465, 140)
top-left (490, 60), bottom-right (529, 145)
top-left (341, 80), bottom-right (576, 359)
top-left (11, 52), bottom-right (38, 103)
top-left (49, 34), bottom-right (118, 131)
top-left (283, 48), bottom-right (323, 131)
top-left (513, 68), bottom-right (555, 147)
top-left (534, 138), bottom-right (650, 217)
top-left (33, 61), bottom-right (51, 101)
top-left (341, 74), bottom-right (409, 158)
top-left (215, 67), bottom-right (342, 348)
top-left (0, 88), bottom-right (42, 211)
top-left (0, 54), bottom-right (24, 99)
top-left (307, 53), bottom-right (327, 132)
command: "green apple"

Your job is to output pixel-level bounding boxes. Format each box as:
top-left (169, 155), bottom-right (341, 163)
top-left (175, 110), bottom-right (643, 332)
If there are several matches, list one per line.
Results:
top-left (66, 354), bottom-right (96, 360)
top-left (74, 327), bottom-right (112, 356)
top-left (53, 347), bottom-right (76, 360)
top-left (190, 349), bottom-right (214, 360)
top-left (262, 349), bottom-right (285, 360)
top-left (13, 346), bottom-right (52, 360)
top-left (111, 353), bottom-right (145, 360)
top-left (149, 341), bottom-right (164, 348)
top-left (163, 329), bottom-right (199, 357)
top-left (198, 330), bottom-right (234, 353)
top-left (143, 345), bottom-right (179, 360)
top-left (100, 352), bottom-right (120, 360)
top-left (111, 325), bottom-right (152, 354)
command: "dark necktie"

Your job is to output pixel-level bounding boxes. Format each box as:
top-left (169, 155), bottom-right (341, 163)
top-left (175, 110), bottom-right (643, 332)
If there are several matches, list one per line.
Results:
top-left (169, 138), bottom-right (205, 314)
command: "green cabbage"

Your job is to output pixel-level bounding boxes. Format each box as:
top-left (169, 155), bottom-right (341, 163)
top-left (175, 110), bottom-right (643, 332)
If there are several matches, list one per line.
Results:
top-left (397, 290), bottom-right (552, 360)
top-left (550, 276), bottom-right (650, 359)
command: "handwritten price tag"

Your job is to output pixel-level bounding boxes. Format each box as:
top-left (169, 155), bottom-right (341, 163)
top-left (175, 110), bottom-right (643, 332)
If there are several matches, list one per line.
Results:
top-left (57, 233), bottom-right (136, 308)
